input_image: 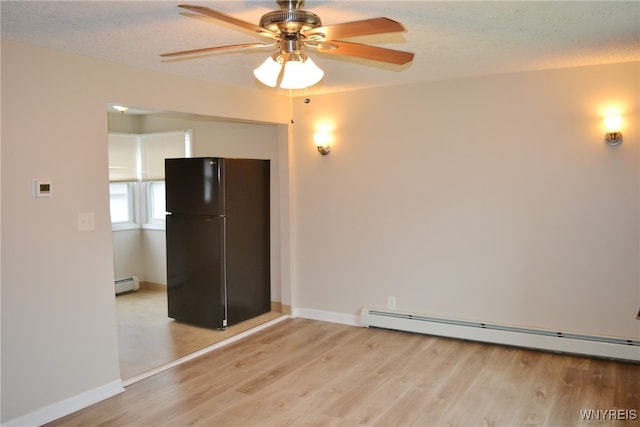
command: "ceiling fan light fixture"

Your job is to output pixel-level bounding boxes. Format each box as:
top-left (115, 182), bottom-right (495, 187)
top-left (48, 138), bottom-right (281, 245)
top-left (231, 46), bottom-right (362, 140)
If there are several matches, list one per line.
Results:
top-left (164, 3), bottom-right (414, 91)
top-left (280, 56), bottom-right (324, 89)
top-left (253, 55), bottom-right (283, 87)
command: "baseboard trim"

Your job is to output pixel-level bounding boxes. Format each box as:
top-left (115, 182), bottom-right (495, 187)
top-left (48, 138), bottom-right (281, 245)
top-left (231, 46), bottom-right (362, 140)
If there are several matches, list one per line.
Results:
top-left (282, 303), bottom-right (292, 315)
top-left (361, 308), bottom-right (640, 362)
top-left (139, 281), bottom-right (166, 291)
top-left (291, 307), bottom-right (640, 362)
top-left (2, 380), bottom-right (124, 427)
top-left (271, 301), bottom-right (292, 315)
top-left (292, 307), bottom-right (360, 327)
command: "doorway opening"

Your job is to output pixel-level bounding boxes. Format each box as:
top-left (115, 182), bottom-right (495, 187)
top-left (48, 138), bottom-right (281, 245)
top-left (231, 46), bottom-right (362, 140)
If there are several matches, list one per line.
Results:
top-left (107, 106), bottom-right (286, 381)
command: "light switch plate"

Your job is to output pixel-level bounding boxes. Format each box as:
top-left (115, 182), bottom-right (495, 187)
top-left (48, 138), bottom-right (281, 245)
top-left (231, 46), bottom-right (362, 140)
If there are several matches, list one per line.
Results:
top-left (78, 212), bottom-right (95, 232)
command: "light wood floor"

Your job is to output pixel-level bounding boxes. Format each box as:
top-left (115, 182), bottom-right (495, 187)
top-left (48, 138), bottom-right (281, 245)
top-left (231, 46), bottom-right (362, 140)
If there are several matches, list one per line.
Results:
top-left (116, 285), bottom-right (282, 380)
top-left (51, 317), bottom-right (638, 426)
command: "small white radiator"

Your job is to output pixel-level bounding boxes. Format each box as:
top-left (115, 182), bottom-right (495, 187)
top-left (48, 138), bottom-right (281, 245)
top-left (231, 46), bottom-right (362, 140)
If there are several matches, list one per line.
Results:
top-left (115, 276), bottom-right (139, 295)
top-left (361, 308), bottom-right (640, 362)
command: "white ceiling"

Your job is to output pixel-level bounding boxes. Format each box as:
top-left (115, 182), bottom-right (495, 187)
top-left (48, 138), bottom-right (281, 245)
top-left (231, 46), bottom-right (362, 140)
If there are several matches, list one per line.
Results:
top-left (2, 1), bottom-right (639, 96)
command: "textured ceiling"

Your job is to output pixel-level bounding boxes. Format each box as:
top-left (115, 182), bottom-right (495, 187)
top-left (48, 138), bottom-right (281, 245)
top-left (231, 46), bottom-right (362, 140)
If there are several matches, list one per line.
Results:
top-left (2, 1), bottom-right (639, 96)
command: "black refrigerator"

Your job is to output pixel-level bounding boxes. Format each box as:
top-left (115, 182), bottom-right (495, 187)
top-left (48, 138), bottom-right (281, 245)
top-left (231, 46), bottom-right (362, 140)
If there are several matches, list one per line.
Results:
top-left (165, 157), bottom-right (270, 330)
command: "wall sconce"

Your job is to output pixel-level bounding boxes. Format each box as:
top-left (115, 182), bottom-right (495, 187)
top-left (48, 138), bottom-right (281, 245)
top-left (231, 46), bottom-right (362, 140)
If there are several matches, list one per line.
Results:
top-left (604, 115), bottom-right (623, 146)
top-left (313, 132), bottom-right (331, 155)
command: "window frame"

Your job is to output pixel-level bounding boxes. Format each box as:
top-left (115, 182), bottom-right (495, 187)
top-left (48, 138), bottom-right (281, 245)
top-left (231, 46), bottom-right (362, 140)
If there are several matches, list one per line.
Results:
top-left (110, 181), bottom-right (140, 231)
top-left (141, 180), bottom-right (166, 230)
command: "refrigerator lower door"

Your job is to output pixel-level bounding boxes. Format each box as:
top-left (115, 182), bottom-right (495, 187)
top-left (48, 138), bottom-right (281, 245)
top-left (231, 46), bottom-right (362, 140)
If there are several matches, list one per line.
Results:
top-left (166, 215), bottom-right (226, 329)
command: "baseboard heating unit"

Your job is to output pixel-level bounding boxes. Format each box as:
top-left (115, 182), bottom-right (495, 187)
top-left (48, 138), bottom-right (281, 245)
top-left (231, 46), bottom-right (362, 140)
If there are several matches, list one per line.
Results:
top-left (360, 308), bottom-right (639, 362)
top-left (115, 276), bottom-right (139, 295)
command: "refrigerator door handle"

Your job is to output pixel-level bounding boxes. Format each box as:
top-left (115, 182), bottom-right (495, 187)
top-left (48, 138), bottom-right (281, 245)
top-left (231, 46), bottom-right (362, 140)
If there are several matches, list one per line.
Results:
top-left (221, 216), bottom-right (228, 328)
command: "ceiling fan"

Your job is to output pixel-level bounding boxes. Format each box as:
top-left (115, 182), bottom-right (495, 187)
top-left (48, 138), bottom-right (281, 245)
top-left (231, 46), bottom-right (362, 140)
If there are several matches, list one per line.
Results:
top-left (160, 1), bottom-right (414, 89)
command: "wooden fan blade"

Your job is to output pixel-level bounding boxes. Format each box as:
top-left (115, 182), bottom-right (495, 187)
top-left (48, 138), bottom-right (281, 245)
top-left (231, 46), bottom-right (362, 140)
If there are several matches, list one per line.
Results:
top-left (160, 43), bottom-right (273, 58)
top-left (303, 17), bottom-right (406, 41)
top-left (315, 40), bottom-right (414, 65)
top-left (178, 4), bottom-right (278, 39)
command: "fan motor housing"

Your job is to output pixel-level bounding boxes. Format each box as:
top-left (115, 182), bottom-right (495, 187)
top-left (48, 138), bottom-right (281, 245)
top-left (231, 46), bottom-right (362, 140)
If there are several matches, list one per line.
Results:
top-left (260, 8), bottom-right (322, 34)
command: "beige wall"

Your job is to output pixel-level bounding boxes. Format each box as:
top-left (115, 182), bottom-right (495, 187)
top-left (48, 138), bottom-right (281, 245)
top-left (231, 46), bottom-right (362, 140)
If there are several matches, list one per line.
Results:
top-left (290, 62), bottom-right (639, 338)
top-left (0, 40), bottom-right (290, 423)
top-left (1, 37), bottom-right (639, 424)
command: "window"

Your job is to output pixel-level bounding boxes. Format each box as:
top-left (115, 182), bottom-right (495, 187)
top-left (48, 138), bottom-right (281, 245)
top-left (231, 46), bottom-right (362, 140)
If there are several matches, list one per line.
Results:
top-left (108, 130), bottom-right (191, 231)
top-left (149, 181), bottom-right (166, 221)
top-left (109, 182), bottom-right (138, 230)
top-left (143, 181), bottom-right (166, 229)
top-left (109, 182), bottom-right (131, 222)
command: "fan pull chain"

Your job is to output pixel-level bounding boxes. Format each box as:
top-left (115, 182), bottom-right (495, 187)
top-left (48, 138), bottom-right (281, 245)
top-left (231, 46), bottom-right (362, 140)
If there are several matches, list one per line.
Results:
top-left (289, 88), bottom-right (294, 124)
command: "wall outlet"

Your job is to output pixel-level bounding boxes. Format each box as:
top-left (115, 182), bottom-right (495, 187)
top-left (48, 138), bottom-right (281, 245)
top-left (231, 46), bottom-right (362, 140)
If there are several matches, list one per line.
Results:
top-left (387, 296), bottom-right (396, 310)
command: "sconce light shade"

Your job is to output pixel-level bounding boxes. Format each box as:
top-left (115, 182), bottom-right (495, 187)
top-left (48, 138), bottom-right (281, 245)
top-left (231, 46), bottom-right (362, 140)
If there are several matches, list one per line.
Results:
top-left (604, 115), bottom-right (623, 146)
top-left (253, 56), bottom-right (283, 88)
top-left (313, 132), bottom-right (331, 155)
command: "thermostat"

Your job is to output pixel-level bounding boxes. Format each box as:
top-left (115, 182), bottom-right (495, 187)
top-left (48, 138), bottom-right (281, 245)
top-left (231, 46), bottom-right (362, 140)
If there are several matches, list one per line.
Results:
top-left (33, 180), bottom-right (52, 198)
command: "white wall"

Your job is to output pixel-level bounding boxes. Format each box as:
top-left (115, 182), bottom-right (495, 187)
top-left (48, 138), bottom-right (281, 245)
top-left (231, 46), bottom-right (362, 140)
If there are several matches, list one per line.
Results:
top-left (0, 40), bottom-right (290, 424)
top-left (108, 116), bottom-right (146, 283)
top-left (291, 62), bottom-right (640, 339)
top-left (112, 229), bottom-right (145, 281)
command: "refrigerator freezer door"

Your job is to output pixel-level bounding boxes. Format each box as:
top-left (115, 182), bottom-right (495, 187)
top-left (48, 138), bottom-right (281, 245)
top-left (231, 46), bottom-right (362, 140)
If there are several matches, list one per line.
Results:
top-left (166, 215), bottom-right (226, 329)
top-left (165, 157), bottom-right (224, 215)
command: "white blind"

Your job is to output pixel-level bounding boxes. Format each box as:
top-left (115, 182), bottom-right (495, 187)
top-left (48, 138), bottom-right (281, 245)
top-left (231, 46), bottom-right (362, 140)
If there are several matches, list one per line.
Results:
top-left (108, 134), bottom-right (139, 181)
top-left (141, 131), bottom-right (187, 180)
